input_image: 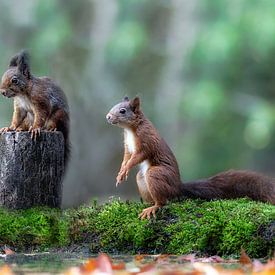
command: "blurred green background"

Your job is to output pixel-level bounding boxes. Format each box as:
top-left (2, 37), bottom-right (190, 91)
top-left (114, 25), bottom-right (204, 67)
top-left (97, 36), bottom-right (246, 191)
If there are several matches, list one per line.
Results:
top-left (0, 0), bottom-right (275, 207)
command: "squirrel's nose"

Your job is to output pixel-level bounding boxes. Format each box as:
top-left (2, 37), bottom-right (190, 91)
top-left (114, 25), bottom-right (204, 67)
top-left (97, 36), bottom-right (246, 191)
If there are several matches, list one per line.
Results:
top-left (106, 113), bottom-right (112, 121)
top-left (0, 89), bottom-right (6, 96)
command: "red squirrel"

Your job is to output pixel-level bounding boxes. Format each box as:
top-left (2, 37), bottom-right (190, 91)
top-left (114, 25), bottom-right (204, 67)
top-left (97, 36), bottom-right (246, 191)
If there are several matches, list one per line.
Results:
top-left (0, 50), bottom-right (70, 166)
top-left (106, 96), bottom-right (275, 219)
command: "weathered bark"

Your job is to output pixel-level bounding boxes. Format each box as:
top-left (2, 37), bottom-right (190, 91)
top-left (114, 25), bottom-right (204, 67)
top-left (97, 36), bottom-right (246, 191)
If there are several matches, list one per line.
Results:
top-left (0, 131), bottom-right (64, 209)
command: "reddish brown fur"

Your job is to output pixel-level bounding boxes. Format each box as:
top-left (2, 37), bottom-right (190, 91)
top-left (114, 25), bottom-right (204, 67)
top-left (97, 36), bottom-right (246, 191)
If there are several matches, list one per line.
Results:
top-left (107, 97), bottom-right (275, 219)
top-left (119, 113), bottom-right (182, 202)
top-left (182, 170), bottom-right (275, 204)
top-left (0, 50), bottom-right (70, 168)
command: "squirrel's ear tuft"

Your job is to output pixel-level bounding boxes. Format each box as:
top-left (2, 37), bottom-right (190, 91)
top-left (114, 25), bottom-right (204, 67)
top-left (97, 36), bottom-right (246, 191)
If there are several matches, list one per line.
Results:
top-left (123, 96), bottom-right (129, 102)
top-left (9, 50), bottom-right (31, 78)
top-left (17, 50), bottom-right (31, 79)
top-left (9, 54), bottom-right (19, 67)
top-left (130, 96), bottom-right (140, 113)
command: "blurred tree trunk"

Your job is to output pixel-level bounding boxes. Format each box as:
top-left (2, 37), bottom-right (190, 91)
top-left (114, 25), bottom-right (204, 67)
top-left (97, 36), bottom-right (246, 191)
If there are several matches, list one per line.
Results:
top-left (57, 0), bottom-right (122, 206)
top-left (155, 0), bottom-right (198, 144)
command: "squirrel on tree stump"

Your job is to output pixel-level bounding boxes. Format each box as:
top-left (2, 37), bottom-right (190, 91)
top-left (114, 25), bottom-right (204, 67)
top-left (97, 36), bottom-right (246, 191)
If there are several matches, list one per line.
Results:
top-left (0, 50), bottom-right (70, 167)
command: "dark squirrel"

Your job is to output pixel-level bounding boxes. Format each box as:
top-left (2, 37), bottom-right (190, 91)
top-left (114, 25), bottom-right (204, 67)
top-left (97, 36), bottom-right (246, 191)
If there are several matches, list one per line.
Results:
top-left (0, 50), bottom-right (70, 167)
top-left (106, 96), bottom-right (275, 219)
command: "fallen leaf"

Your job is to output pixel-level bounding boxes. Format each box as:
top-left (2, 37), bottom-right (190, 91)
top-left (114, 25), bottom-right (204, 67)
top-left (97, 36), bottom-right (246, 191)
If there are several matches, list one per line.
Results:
top-left (111, 262), bottom-right (125, 270)
top-left (136, 263), bottom-right (156, 275)
top-left (0, 265), bottom-right (13, 275)
top-left (80, 258), bottom-right (97, 273)
top-left (96, 253), bottom-right (113, 274)
top-left (135, 255), bottom-right (145, 262)
top-left (155, 254), bottom-right (170, 264)
top-left (3, 247), bottom-right (15, 255)
top-left (239, 248), bottom-right (252, 265)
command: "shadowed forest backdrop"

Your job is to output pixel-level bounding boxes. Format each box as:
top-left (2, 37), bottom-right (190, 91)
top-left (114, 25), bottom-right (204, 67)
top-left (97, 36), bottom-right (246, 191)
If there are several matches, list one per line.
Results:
top-left (0, 0), bottom-right (275, 207)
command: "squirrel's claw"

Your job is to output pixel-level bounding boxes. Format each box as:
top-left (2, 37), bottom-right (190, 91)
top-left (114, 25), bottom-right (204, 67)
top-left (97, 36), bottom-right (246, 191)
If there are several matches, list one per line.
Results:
top-left (138, 205), bottom-right (159, 220)
top-left (29, 126), bottom-right (41, 141)
top-left (0, 126), bottom-right (15, 134)
top-left (116, 168), bottom-right (129, 186)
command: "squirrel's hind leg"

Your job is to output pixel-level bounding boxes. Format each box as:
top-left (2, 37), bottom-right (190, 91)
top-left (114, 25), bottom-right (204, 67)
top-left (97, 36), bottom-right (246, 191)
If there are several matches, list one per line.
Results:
top-left (136, 170), bottom-right (154, 203)
top-left (138, 166), bottom-right (174, 219)
top-left (46, 109), bottom-right (67, 131)
top-left (16, 118), bottom-right (31, 131)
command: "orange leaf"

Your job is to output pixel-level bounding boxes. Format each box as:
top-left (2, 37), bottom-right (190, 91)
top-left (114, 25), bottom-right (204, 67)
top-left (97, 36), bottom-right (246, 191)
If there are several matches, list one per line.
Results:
top-left (0, 265), bottom-right (13, 275)
top-left (139, 263), bottom-right (155, 273)
top-left (80, 258), bottom-right (97, 273)
top-left (111, 262), bottom-right (125, 270)
top-left (135, 255), bottom-right (145, 262)
top-left (239, 248), bottom-right (252, 265)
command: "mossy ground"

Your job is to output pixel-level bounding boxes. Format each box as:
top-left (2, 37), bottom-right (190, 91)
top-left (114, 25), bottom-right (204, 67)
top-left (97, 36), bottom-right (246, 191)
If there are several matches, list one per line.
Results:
top-left (0, 198), bottom-right (274, 258)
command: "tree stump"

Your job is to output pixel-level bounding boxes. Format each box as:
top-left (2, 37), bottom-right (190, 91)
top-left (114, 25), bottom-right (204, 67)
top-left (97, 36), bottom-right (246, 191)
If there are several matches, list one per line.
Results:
top-left (0, 131), bottom-right (64, 209)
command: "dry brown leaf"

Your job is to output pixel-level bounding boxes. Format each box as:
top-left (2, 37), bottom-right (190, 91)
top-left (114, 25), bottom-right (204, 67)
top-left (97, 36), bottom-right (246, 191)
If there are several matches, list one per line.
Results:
top-left (67, 254), bottom-right (113, 275)
top-left (135, 255), bottom-right (145, 262)
top-left (155, 254), bottom-right (171, 264)
top-left (139, 263), bottom-right (156, 272)
top-left (239, 248), bottom-right (252, 265)
top-left (80, 258), bottom-right (97, 273)
top-left (111, 262), bottom-right (126, 270)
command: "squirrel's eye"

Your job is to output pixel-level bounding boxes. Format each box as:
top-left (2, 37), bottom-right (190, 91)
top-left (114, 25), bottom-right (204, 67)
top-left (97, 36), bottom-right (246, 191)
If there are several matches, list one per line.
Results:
top-left (11, 77), bottom-right (18, 84)
top-left (119, 108), bottom-right (126, 114)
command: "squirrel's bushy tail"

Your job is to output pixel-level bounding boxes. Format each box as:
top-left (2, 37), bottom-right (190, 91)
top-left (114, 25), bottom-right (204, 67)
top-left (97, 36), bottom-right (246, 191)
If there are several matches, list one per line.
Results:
top-left (180, 170), bottom-right (275, 204)
top-left (180, 179), bottom-right (225, 200)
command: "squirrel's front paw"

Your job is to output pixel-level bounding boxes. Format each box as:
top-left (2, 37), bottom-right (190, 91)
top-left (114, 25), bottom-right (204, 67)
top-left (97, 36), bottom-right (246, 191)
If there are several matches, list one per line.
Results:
top-left (116, 169), bottom-right (129, 186)
top-left (29, 126), bottom-right (42, 140)
top-left (0, 126), bottom-right (15, 134)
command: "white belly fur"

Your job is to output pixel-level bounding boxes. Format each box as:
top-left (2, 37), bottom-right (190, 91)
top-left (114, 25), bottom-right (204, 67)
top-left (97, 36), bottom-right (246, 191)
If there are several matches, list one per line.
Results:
top-left (15, 96), bottom-right (33, 112)
top-left (124, 129), bottom-right (136, 153)
top-left (124, 128), bottom-right (150, 175)
top-left (140, 160), bottom-right (150, 176)
top-left (137, 160), bottom-right (152, 203)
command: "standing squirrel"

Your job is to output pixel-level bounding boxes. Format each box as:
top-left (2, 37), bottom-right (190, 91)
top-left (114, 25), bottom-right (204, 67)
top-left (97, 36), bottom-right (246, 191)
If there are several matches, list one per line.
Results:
top-left (0, 50), bottom-right (70, 167)
top-left (106, 96), bottom-right (275, 219)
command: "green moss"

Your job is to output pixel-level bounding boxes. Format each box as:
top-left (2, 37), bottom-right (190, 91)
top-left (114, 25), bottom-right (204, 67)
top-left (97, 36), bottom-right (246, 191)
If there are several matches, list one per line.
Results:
top-left (0, 207), bottom-right (65, 249)
top-left (165, 199), bottom-right (274, 257)
top-left (0, 198), bottom-right (274, 257)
